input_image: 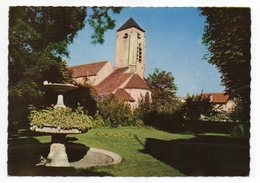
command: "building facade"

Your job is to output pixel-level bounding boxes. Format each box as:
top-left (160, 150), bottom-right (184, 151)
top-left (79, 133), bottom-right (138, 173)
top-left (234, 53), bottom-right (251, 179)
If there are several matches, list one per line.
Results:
top-left (202, 93), bottom-right (236, 112)
top-left (68, 18), bottom-right (151, 107)
top-left (115, 17), bottom-right (146, 79)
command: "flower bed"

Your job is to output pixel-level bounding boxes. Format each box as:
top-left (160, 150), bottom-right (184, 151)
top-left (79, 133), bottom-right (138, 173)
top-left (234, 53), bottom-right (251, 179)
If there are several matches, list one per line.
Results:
top-left (29, 106), bottom-right (94, 132)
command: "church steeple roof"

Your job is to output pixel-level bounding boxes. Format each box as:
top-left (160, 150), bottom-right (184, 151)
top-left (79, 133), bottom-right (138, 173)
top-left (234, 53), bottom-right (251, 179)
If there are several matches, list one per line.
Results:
top-left (117, 17), bottom-right (145, 32)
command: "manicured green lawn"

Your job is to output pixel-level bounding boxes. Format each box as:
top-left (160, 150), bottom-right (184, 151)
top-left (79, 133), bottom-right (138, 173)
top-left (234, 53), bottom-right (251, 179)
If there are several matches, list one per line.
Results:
top-left (33, 127), bottom-right (194, 176)
top-left (8, 126), bottom-right (249, 176)
top-left (68, 127), bottom-right (195, 176)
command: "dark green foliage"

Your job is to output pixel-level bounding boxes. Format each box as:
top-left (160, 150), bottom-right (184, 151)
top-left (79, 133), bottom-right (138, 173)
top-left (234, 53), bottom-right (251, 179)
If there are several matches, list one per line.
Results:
top-left (135, 92), bottom-right (151, 120)
top-left (9, 7), bottom-right (122, 128)
top-left (139, 69), bottom-right (182, 129)
top-left (65, 84), bottom-right (98, 116)
top-left (96, 95), bottom-right (141, 127)
top-left (139, 70), bottom-right (234, 134)
top-left (182, 94), bottom-right (217, 121)
top-left (9, 7), bottom-right (87, 126)
top-left (88, 7), bottom-right (123, 44)
top-left (200, 8), bottom-right (251, 123)
top-left (145, 68), bottom-right (180, 114)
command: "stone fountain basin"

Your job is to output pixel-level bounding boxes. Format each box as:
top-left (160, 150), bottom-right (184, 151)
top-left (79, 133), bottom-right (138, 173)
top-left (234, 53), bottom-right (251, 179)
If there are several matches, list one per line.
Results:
top-left (69, 146), bottom-right (122, 168)
top-left (30, 126), bottom-right (122, 168)
top-left (35, 142), bottom-right (122, 168)
top-left (44, 83), bottom-right (78, 93)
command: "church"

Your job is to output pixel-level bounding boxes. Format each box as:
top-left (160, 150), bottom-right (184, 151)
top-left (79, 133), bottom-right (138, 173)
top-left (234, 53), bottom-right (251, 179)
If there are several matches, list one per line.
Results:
top-left (68, 18), bottom-right (151, 107)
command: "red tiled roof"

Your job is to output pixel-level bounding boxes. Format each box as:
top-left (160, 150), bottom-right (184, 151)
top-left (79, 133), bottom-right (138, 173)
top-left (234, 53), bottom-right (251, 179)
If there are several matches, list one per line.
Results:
top-left (68, 61), bottom-right (108, 78)
top-left (124, 74), bottom-right (150, 90)
top-left (96, 68), bottom-right (132, 94)
top-left (114, 88), bottom-right (135, 102)
top-left (202, 93), bottom-right (230, 103)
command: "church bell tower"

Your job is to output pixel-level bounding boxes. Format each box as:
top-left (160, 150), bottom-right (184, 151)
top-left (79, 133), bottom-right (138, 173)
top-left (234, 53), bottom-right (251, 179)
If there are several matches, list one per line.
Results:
top-left (115, 18), bottom-right (146, 79)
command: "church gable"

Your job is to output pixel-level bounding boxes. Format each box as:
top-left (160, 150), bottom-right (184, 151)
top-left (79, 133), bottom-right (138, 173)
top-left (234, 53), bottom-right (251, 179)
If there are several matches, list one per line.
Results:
top-left (95, 68), bottom-right (133, 95)
top-left (124, 74), bottom-right (150, 90)
top-left (69, 61), bottom-right (113, 86)
top-left (114, 88), bottom-right (135, 102)
top-left (69, 61), bottom-right (109, 77)
top-left (95, 69), bottom-right (151, 106)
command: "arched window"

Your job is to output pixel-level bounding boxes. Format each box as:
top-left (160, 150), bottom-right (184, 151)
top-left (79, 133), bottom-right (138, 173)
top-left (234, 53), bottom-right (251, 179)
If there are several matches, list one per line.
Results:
top-left (137, 33), bottom-right (141, 39)
top-left (123, 33), bottom-right (128, 39)
top-left (137, 43), bottom-right (142, 63)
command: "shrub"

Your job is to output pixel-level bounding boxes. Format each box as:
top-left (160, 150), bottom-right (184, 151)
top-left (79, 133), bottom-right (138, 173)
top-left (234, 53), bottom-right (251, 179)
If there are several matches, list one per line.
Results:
top-left (97, 95), bottom-right (141, 127)
top-left (92, 111), bottom-right (106, 128)
top-left (181, 94), bottom-right (217, 121)
top-left (29, 106), bottom-right (95, 131)
top-left (136, 92), bottom-right (183, 129)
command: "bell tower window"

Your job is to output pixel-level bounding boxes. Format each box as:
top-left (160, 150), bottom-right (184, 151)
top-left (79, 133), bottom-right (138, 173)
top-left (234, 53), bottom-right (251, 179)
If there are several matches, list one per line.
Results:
top-left (137, 43), bottom-right (142, 63)
top-left (115, 17), bottom-right (145, 78)
top-left (123, 33), bottom-right (128, 39)
top-left (137, 33), bottom-right (141, 39)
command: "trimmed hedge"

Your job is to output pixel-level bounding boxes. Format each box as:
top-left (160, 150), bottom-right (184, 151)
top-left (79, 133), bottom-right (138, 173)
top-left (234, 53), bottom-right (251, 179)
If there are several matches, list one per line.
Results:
top-left (144, 112), bottom-right (247, 134)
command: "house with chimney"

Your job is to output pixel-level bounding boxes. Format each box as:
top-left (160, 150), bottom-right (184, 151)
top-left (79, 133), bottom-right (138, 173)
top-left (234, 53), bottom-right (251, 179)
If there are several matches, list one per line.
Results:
top-left (68, 18), bottom-right (151, 107)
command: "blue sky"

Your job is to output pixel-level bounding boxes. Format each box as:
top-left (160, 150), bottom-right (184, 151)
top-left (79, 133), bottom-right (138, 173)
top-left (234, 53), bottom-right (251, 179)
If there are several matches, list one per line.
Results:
top-left (66, 7), bottom-right (224, 96)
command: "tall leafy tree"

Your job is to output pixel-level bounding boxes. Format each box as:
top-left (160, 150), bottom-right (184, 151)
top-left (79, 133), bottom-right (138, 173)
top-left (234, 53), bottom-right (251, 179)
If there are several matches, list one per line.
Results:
top-left (200, 8), bottom-right (251, 123)
top-left (88, 7), bottom-right (122, 44)
top-left (146, 68), bottom-right (179, 113)
top-left (8, 7), bottom-right (122, 126)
